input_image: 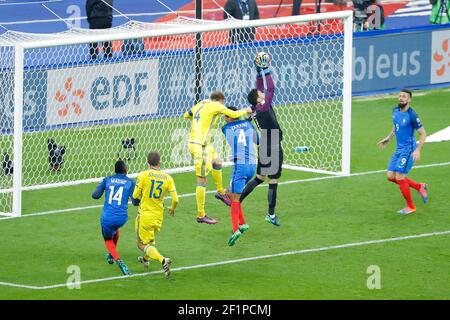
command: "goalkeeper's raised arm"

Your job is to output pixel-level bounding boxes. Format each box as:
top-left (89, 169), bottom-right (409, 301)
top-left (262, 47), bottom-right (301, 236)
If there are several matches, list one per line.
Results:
top-left (251, 52), bottom-right (275, 113)
top-left (255, 72), bottom-right (275, 113)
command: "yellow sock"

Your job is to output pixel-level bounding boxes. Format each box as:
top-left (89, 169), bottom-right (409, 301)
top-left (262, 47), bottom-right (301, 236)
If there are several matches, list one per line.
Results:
top-left (196, 185), bottom-right (206, 218)
top-left (144, 245), bottom-right (164, 263)
top-left (211, 167), bottom-right (225, 194)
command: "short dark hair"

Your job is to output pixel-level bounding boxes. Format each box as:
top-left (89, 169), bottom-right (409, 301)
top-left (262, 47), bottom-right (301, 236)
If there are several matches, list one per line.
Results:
top-left (147, 151), bottom-right (160, 166)
top-left (247, 89), bottom-right (258, 106)
top-left (400, 88), bottom-right (412, 98)
top-left (115, 160), bottom-right (127, 174)
top-left (227, 106), bottom-right (238, 112)
top-left (210, 91), bottom-right (225, 102)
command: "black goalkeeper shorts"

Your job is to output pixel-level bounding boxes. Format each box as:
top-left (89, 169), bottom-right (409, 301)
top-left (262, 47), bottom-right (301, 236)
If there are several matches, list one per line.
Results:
top-left (257, 144), bottom-right (283, 179)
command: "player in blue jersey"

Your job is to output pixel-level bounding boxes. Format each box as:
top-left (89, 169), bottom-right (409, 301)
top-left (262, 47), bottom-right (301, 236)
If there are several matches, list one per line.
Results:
top-left (92, 160), bottom-right (140, 275)
top-left (378, 89), bottom-right (428, 215)
top-left (222, 106), bottom-right (258, 246)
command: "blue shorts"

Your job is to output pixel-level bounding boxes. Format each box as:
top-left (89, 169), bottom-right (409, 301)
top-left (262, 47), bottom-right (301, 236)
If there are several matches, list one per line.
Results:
top-left (100, 214), bottom-right (128, 240)
top-left (229, 164), bottom-right (257, 194)
top-left (387, 148), bottom-right (414, 174)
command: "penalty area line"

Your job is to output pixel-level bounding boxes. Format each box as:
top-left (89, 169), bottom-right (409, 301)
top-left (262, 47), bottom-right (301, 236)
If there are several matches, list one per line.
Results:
top-left (1, 229), bottom-right (450, 290)
top-left (1, 161), bottom-right (449, 221)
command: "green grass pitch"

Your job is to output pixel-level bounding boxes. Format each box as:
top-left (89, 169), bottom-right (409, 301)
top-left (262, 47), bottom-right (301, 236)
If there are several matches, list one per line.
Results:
top-left (0, 88), bottom-right (449, 299)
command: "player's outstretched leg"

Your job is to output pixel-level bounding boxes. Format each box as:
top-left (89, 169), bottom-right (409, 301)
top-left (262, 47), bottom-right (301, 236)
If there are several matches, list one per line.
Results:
top-left (102, 223), bottom-right (127, 270)
top-left (143, 245), bottom-right (172, 278)
top-left (237, 204), bottom-right (249, 234)
top-left (212, 163), bottom-right (231, 206)
top-left (228, 201), bottom-right (242, 246)
top-left (196, 215), bottom-right (218, 224)
top-left (196, 181), bottom-right (218, 224)
top-left (404, 177), bottom-right (428, 204)
top-left (138, 256), bottom-right (150, 268)
top-left (265, 182), bottom-right (280, 226)
top-left (106, 229), bottom-right (120, 264)
top-left (239, 224), bottom-right (250, 233)
top-left (228, 229), bottom-right (242, 246)
top-left (418, 183), bottom-right (428, 204)
top-left (116, 259), bottom-right (131, 276)
top-left (113, 229), bottom-right (120, 246)
top-left (239, 177), bottom-right (264, 203)
top-left (105, 238), bottom-right (131, 275)
top-left (265, 214), bottom-right (280, 226)
top-left (105, 235), bottom-right (125, 268)
top-left (162, 258), bottom-right (172, 278)
top-left (388, 177), bottom-right (398, 184)
top-left (106, 253), bottom-right (114, 265)
top-left (215, 192), bottom-right (231, 206)
top-left (396, 179), bottom-right (416, 214)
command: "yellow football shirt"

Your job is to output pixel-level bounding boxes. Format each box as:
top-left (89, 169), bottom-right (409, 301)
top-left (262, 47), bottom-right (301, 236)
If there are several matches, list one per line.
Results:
top-left (133, 169), bottom-right (178, 222)
top-left (184, 99), bottom-right (248, 146)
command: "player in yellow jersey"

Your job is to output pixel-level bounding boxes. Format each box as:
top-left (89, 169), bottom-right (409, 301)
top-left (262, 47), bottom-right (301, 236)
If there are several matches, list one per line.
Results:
top-left (132, 151), bottom-right (179, 278)
top-left (183, 91), bottom-right (252, 224)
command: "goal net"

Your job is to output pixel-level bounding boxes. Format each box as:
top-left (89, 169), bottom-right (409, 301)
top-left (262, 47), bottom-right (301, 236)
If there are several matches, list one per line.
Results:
top-left (0, 12), bottom-right (353, 217)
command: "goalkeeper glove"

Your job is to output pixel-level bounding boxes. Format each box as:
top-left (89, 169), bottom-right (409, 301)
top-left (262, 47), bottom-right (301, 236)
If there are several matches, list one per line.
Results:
top-left (256, 65), bottom-right (270, 74)
top-left (254, 52), bottom-right (270, 75)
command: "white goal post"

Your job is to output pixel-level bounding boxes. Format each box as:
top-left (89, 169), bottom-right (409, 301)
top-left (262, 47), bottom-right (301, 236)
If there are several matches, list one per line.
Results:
top-left (0, 11), bottom-right (353, 217)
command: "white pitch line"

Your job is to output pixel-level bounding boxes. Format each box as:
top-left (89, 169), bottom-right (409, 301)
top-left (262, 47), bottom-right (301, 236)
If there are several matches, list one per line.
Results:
top-left (2, 229), bottom-right (450, 290)
top-left (0, 282), bottom-right (41, 290)
top-left (1, 161), bottom-right (449, 221)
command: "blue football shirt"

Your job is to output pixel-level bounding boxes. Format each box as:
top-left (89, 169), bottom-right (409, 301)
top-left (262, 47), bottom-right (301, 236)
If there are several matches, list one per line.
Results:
top-left (392, 106), bottom-right (422, 151)
top-left (93, 174), bottom-right (135, 218)
top-left (222, 119), bottom-right (258, 165)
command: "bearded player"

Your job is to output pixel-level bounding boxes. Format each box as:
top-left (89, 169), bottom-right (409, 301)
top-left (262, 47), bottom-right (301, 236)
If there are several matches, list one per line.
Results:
top-left (377, 89), bottom-right (428, 214)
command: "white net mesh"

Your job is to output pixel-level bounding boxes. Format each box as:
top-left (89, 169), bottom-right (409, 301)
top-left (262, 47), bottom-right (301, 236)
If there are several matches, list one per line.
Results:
top-left (0, 45), bottom-right (14, 215)
top-left (0, 14), bottom-right (350, 215)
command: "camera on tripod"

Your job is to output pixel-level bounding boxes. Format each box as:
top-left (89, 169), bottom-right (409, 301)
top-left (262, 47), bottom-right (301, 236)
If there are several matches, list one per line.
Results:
top-left (2, 152), bottom-right (13, 176)
top-left (117, 138), bottom-right (136, 161)
top-left (47, 138), bottom-right (66, 171)
top-left (352, 0), bottom-right (385, 31)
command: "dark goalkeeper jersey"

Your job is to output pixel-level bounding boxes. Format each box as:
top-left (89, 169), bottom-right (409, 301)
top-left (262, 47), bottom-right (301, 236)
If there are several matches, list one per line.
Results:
top-left (252, 73), bottom-right (283, 143)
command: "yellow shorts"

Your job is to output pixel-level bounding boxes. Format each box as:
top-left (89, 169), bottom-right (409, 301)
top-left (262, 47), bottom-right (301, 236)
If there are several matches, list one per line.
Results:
top-left (188, 143), bottom-right (218, 177)
top-left (135, 214), bottom-right (162, 245)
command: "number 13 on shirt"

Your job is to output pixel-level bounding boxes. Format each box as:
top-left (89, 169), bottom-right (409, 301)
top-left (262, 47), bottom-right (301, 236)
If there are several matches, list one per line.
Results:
top-left (149, 180), bottom-right (164, 199)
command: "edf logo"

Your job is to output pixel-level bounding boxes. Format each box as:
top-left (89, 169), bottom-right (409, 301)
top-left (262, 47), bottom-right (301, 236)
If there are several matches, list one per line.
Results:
top-left (90, 72), bottom-right (149, 110)
top-left (47, 60), bottom-right (158, 126)
top-left (430, 30), bottom-right (450, 84)
top-left (54, 77), bottom-right (85, 117)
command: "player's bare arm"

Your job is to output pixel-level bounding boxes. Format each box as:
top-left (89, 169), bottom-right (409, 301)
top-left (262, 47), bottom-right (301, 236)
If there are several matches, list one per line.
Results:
top-left (378, 126), bottom-right (395, 149)
top-left (412, 127), bottom-right (426, 161)
top-left (166, 190), bottom-right (179, 216)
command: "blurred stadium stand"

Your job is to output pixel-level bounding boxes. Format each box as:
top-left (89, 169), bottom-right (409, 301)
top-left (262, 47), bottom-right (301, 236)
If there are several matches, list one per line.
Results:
top-left (0, 0), bottom-right (442, 35)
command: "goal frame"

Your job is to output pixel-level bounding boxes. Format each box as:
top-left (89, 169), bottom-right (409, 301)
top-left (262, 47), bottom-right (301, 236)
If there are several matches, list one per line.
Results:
top-left (2, 11), bottom-right (353, 217)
